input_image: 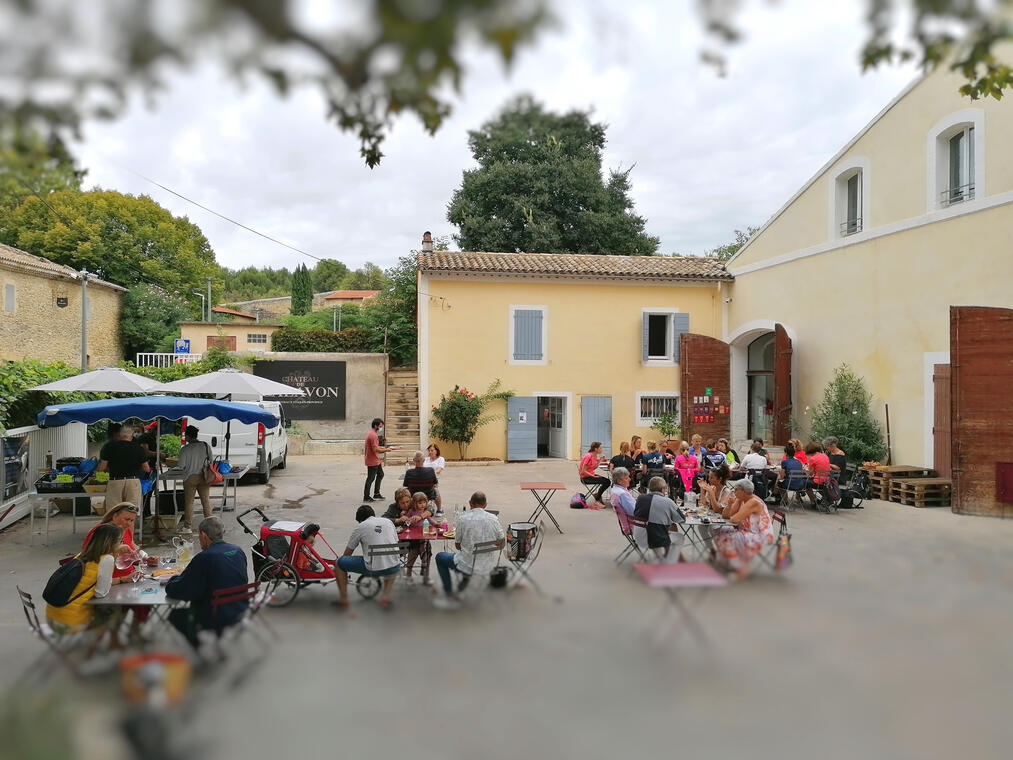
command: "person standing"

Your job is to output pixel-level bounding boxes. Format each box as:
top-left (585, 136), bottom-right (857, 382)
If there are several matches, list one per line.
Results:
top-left (177, 425), bottom-right (213, 531)
top-left (363, 418), bottom-right (395, 502)
top-left (97, 425), bottom-right (151, 509)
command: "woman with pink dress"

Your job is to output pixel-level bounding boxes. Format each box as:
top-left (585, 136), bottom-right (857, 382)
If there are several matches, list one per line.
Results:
top-left (673, 441), bottom-right (698, 495)
top-left (712, 478), bottom-right (775, 577)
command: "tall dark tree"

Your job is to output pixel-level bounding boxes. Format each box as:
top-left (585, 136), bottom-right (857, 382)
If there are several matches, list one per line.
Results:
top-left (313, 259), bottom-right (350, 292)
top-left (290, 263), bottom-right (313, 315)
top-left (447, 96), bottom-right (659, 255)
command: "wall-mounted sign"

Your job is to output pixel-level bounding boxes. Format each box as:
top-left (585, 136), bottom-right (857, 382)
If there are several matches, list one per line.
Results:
top-left (705, 387), bottom-right (713, 395)
top-left (56, 297), bottom-right (68, 308)
top-left (174, 339), bottom-right (190, 354)
top-left (254, 360), bottom-right (346, 420)
top-left (518, 411), bottom-right (527, 423)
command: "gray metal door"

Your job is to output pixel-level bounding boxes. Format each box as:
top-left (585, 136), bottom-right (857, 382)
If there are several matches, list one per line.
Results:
top-left (580, 396), bottom-right (612, 458)
top-left (507, 396), bottom-right (537, 461)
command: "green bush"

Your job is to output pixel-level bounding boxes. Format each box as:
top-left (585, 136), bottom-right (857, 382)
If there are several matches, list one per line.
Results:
top-left (809, 364), bottom-right (887, 463)
top-left (159, 433), bottom-right (182, 457)
top-left (650, 412), bottom-right (681, 442)
top-left (429, 380), bottom-right (514, 460)
top-left (0, 359), bottom-right (103, 434)
top-left (270, 326), bottom-right (373, 353)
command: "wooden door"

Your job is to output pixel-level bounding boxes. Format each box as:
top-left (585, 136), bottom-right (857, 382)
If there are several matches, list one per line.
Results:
top-left (679, 333), bottom-right (730, 441)
top-left (932, 364), bottom-right (951, 478)
top-left (773, 324), bottom-right (792, 446)
top-left (951, 306), bottom-right (1013, 517)
top-left (506, 396), bottom-right (537, 462)
top-left (580, 396), bottom-right (612, 458)
top-left (207, 335), bottom-right (237, 351)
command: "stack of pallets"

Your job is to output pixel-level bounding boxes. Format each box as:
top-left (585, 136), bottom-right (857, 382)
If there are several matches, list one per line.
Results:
top-left (890, 477), bottom-right (952, 507)
top-left (862, 465), bottom-right (938, 501)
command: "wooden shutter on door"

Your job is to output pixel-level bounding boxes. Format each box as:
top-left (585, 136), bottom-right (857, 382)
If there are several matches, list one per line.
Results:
top-left (679, 333), bottom-right (730, 441)
top-left (773, 323), bottom-right (792, 446)
top-left (951, 306), bottom-right (1013, 517)
top-left (932, 364), bottom-right (951, 479)
top-left (672, 313), bottom-right (690, 363)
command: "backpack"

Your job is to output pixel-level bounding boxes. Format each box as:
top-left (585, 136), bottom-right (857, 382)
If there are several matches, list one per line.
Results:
top-left (42, 556), bottom-right (95, 607)
top-left (569, 493), bottom-right (587, 509)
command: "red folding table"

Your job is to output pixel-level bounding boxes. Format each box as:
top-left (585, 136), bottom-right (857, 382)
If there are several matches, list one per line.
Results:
top-left (520, 482), bottom-right (565, 534)
top-left (633, 562), bottom-right (727, 643)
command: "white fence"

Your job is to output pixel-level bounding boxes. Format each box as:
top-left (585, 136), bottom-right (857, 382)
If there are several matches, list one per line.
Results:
top-left (0, 423), bottom-right (88, 531)
top-left (135, 352), bottom-right (204, 368)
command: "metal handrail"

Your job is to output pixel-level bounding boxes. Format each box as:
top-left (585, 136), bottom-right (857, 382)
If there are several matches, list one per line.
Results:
top-left (839, 217), bottom-right (863, 236)
top-left (940, 183), bottom-right (975, 205)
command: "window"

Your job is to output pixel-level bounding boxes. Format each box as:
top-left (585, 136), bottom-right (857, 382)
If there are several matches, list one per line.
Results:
top-left (545, 396), bottom-right (563, 429)
top-left (943, 126), bottom-right (975, 206)
top-left (247, 333), bottom-right (268, 344)
top-left (641, 310), bottom-right (689, 364)
top-left (3, 284), bottom-right (14, 313)
top-left (510, 306), bottom-right (547, 364)
top-left (747, 333), bottom-right (775, 441)
top-left (833, 165), bottom-right (865, 237)
top-left (636, 393), bottom-right (680, 426)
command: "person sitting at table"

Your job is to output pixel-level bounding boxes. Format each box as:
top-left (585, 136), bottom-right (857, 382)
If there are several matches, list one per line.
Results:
top-left (711, 478), bottom-right (775, 578)
top-left (673, 441), bottom-right (698, 496)
top-left (770, 442), bottom-right (806, 503)
top-left (46, 524), bottom-right (126, 634)
top-left (717, 438), bottom-right (740, 467)
top-left (578, 441), bottom-right (610, 506)
top-left (698, 463), bottom-right (733, 514)
top-left (805, 442), bottom-right (832, 483)
top-left (82, 502), bottom-right (148, 580)
top-left (176, 425), bottom-right (213, 533)
top-left (423, 444), bottom-right (447, 509)
top-left (788, 438), bottom-right (808, 465)
top-left (741, 441), bottom-right (768, 473)
top-left (630, 435), bottom-right (644, 462)
top-left (609, 467), bottom-right (636, 516)
top-left (823, 437), bottom-right (847, 472)
top-left (333, 505), bottom-right (401, 609)
top-left (386, 490), bottom-right (435, 585)
top-left (433, 491), bottom-right (506, 610)
top-left (609, 441), bottom-right (638, 490)
top-left (165, 517), bottom-right (249, 648)
top-left (633, 476), bottom-right (685, 563)
top-left (701, 440), bottom-right (728, 470)
top-left (403, 451), bottom-right (439, 502)
top-left (752, 438), bottom-right (771, 462)
top-left (687, 434), bottom-right (706, 467)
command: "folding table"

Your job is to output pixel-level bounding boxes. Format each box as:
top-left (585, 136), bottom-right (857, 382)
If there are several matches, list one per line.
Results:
top-left (633, 562), bottom-right (727, 643)
top-left (520, 482), bottom-right (565, 534)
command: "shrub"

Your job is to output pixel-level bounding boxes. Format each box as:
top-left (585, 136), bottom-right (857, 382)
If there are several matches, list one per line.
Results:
top-left (429, 380), bottom-right (514, 459)
top-left (271, 328), bottom-right (341, 352)
top-left (650, 412), bottom-right (681, 442)
top-left (809, 364), bottom-right (886, 463)
top-left (159, 434), bottom-right (182, 457)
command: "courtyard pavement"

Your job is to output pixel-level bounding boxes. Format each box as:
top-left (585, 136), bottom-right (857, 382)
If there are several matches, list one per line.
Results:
top-left (1, 455), bottom-right (1012, 759)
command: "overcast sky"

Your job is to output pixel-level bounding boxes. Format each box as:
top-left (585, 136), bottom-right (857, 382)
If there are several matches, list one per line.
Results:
top-left (71, 0), bottom-right (920, 273)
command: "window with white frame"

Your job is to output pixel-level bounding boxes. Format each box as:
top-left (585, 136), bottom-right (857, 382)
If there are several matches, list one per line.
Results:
top-left (3, 284), bottom-right (14, 313)
top-left (510, 306), bottom-right (546, 364)
top-left (834, 167), bottom-right (864, 236)
top-left (641, 310), bottom-right (689, 364)
top-left (247, 333), bottom-right (268, 344)
top-left (927, 110), bottom-right (983, 211)
top-left (942, 125), bottom-right (975, 206)
top-left (637, 393), bottom-right (680, 426)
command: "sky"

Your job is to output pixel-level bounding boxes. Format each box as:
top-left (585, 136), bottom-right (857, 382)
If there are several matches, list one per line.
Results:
top-left (71, 0), bottom-right (921, 273)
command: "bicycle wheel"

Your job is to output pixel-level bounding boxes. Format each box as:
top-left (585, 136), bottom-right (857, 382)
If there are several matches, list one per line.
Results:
top-left (355, 575), bottom-right (381, 599)
top-left (257, 561), bottom-right (300, 607)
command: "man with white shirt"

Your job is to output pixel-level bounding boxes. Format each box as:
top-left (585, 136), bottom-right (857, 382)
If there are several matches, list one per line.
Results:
top-left (741, 441), bottom-right (769, 472)
top-left (433, 491), bottom-right (505, 609)
top-left (334, 504), bottom-right (401, 608)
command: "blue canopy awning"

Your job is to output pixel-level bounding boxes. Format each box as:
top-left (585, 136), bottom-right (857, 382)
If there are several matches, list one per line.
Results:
top-left (37, 396), bottom-right (280, 428)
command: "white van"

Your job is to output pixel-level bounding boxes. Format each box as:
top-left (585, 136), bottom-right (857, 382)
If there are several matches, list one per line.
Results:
top-left (182, 400), bottom-right (289, 484)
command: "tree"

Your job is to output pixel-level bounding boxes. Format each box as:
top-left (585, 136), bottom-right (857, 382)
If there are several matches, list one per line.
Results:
top-left (290, 264), bottom-right (312, 315)
top-left (0, 128), bottom-right (83, 217)
top-left (447, 96), bottom-right (659, 255)
top-left (0, 189), bottom-right (218, 294)
top-left (312, 259), bottom-right (350, 292)
top-left (120, 283), bottom-right (192, 358)
top-left (809, 364), bottom-right (887, 463)
top-left (0, 0), bottom-right (547, 168)
top-left (429, 381), bottom-right (515, 460)
top-left (221, 266), bottom-right (292, 302)
top-left (360, 255), bottom-right (418, 366)
top-left (341, 263), bottom-right (390, 291)
top-left (705, 226), bottom-right (760, 261)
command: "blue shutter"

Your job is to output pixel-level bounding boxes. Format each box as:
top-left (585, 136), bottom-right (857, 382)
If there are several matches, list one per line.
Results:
top-left (513, 309), bottom-right (543, 360)
top-left (642, 313), bottom-right (650, 363)
top-left (672, 313), bottom-right (689, 363)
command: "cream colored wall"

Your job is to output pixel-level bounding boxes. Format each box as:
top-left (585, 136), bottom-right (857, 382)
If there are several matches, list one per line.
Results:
top-left (726, 202), bottom-right (1013, 467)
top-left (179, 322), bottom-right (280, 352)
top-left (422, 277), bottom-right (722, 460)
top-left (0, 269), bottom-right (123, 367)
top-left (733, 65), bottom-right (1013, 269)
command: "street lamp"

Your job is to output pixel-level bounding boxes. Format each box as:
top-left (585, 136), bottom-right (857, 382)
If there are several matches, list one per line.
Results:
top-left (193, 291), bottom-right (206, 321)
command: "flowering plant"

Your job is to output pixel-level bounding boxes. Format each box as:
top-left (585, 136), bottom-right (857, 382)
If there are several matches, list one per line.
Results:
top-left (429, 380), bottom-right (513, 460)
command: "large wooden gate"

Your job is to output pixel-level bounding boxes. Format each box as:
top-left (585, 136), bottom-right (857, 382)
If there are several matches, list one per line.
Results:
top-left (932, 364), bottom-right (951, 479)
top-left (951, 306), bottom-right (1013, 517)
top-left (773, 324), bottom-right (793, 446)
top-left (680, 333), bottom-right (730, 442)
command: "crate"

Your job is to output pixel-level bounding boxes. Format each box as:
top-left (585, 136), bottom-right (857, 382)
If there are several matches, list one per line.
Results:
top-left (867, 471), bottom-right (892, 500)
top-left (890, 477), bottom-right (952, 507)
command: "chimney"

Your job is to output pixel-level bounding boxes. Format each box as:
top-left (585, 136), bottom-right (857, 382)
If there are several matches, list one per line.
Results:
top-left (421, 230), bottom-right (433, 252)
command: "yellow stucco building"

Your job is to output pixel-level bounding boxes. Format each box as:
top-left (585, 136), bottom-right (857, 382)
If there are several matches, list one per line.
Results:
top-left (418, 252), bottom-right (731, 460)
top-left (723, 62), bottom-right (1013, 471)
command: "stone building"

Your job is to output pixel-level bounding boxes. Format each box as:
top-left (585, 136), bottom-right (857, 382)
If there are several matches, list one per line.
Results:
top-left (0, 243), bottom-right (125, 367)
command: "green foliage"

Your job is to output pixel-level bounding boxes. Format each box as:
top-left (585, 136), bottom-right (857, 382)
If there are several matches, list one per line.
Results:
top-left (285, 303), bottom-right (365, 331)
top-left (159, 434), bottom-right (182, 457)
top-left (0, 0), bottom-right (547, 168)
top-left (447, 95), bottom-right (659, 255)
top-left (290, 263), bottom-right (313, 316)
top-left (221, 266), bottom-right (292, 302)
top-left (0, 127), bottom-right (83, 218)
top-left (429, 380), bottom-right (514, 459)
top-left (705, 226), bottom-right (760, 261)
top-left (650, 413), bottom-right (682, 441)
top-left (0, 359), bottom-right (98, 434)
top-left (360, 255), bottom-right (417, 366)
top-left (127, 347), bottom-right (238, 383)
top-left (0, 189), bottom-right (218, 294)
top-left (270, 327), bottom-right (371, 353)
top-left (342, 263), bottom-right (390, 291)
top-left (121, 284), bottom-right (193, 359)
top-left (809, 364), bottom-right (887, 463)
top-left (313, 259), bottom-right (350, 292)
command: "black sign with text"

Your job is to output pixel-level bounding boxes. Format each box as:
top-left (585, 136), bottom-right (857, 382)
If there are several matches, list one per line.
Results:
top-left (253, 361), bottom-right (346, 419)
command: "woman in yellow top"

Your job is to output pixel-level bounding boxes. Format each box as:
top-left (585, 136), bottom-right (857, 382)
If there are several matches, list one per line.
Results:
top-left (46, 524), bottom-right (125, 633)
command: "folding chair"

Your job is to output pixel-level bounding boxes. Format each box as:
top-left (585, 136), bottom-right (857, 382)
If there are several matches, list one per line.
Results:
top-left (757, 509), bottom-right (792, 572)
top-left (16, 585), bottom-right (93, 681)
top-left (777, 470), bottom-right (809, 511)
top-left (456, 540), bottom-right (504, 601)
top-left (613, 507), bottom-right (649, 566)
top-left (809, 470), bottom-right (841, 513)
top-left (209, 582), bottom-right (274, 661)
top-left (354, 543), bottom-right (403, 599)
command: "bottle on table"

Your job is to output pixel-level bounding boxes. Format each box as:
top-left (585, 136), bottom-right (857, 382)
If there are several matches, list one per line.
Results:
top-left (422, 518), bottom-right (431, 535)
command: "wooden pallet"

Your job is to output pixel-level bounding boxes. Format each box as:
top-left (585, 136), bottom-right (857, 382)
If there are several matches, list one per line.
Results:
top-left (890, 477), bottom-right (952, 507)
top-left (863, 466), bottom-right (938, 501)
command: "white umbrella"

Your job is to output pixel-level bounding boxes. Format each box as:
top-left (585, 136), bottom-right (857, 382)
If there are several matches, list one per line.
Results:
top-left (153, 368), bottom-right (304, 460)
top-left (29, 366), bottom-right (161, 393)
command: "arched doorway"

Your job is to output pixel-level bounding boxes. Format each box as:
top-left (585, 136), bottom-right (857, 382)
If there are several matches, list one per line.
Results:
top-left (728, 322), bottom-right (794, 446)
top-left (747, 333), bottom-right (775, 441)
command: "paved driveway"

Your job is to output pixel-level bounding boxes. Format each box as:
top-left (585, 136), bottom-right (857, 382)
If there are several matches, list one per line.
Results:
top-left (2, 455), bottom-right (1012, 759)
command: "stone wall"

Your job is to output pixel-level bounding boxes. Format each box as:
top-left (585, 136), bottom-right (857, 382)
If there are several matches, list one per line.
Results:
top-left (0, 268), bottom-right (123, 367)
top-left (226, 292), bottom-right (337, 318)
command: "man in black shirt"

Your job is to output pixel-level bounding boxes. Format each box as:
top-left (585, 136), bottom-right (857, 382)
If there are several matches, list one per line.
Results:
top-left (402, 450), bottom-right (438, 501)
top-left (98, 425), bottom-right (151, 508)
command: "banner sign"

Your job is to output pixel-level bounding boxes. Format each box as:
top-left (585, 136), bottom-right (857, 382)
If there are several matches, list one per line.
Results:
top-left (253, 361), bottom-right (346, 419)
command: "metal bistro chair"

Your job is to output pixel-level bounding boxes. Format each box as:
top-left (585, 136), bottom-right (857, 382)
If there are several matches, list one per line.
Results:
top-left (354, 543), bottom-right (403, 599)
top-left (209, 582), bottom-right (276, 661)
top-left (613, 507), bottom-right (649, 567)
top-left (456, 539), bottom-right (504, 600)
top-left (757, 509), bottom-right (792, 572)
top-left (16, 585), bottom-right (96, 681)
top-left (777, 469), bottom-right (810, 511)
top-left (807, 469), bottom-right (842, 513)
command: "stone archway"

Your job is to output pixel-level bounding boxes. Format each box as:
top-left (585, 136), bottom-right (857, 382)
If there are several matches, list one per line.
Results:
top-left (728, 320), bottom-right (798, 446)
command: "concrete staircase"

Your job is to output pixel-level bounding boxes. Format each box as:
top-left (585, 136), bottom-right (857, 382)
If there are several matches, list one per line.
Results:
top-left (385, 367), bottom-right (421, 452)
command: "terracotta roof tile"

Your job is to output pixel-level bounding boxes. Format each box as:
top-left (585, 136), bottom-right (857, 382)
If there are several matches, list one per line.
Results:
top-left (211, 306), bottom-right (257, 319)
top-left (417, 251), bottom-right (732, 281)
top-left (0, 242), bottom-right (126, 291)
top-left (323, 290), bottom-right (381, 300)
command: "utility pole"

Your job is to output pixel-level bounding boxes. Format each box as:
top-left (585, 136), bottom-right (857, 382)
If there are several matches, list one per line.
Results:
top-left (338, 304), bottom-right (342, 331)
top-left (206, 277), bottom-right (212, 322)
top-left (79, 269), bottom-right (90, 371)
top-left (332, 306), bottom-right (337, 331)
